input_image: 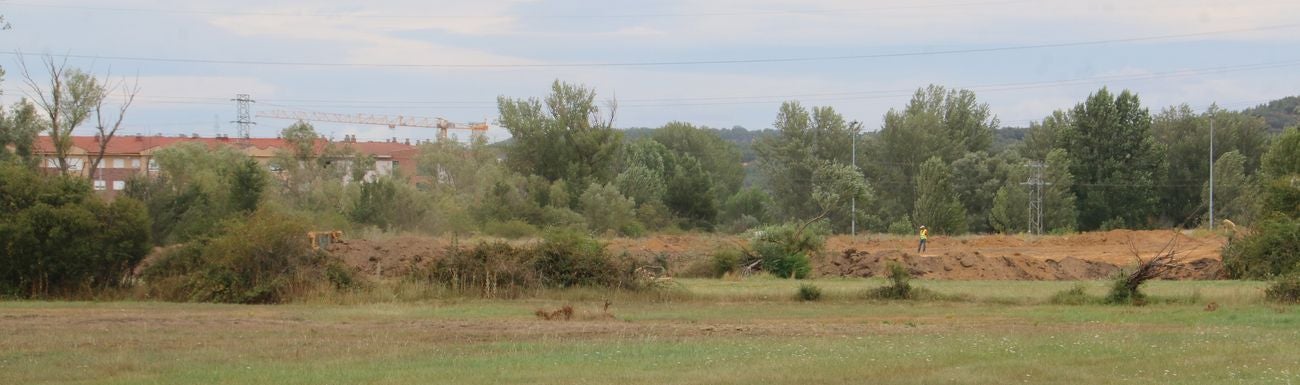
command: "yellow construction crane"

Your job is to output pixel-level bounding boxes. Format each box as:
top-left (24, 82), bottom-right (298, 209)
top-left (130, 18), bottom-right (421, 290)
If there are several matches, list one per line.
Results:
top-left (256, 109), bottom-right (489, 139)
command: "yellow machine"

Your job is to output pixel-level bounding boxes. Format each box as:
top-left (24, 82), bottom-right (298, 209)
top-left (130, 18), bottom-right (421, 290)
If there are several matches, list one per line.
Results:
top-left (308, 230), bottom-right (343, 251)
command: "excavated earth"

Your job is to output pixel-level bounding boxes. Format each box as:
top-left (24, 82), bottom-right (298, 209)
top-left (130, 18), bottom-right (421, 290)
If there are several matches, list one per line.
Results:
top-left (328, 230), bottom-right (1228, 280)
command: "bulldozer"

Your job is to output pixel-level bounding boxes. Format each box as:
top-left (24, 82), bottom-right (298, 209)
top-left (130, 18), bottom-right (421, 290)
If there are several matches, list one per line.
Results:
top-left (308, 230), bottom-right (343, 251)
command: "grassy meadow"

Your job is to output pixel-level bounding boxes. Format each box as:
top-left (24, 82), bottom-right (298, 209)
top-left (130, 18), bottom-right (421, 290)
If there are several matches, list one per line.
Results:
top-left (2, 278), bottom-right (1298, 384)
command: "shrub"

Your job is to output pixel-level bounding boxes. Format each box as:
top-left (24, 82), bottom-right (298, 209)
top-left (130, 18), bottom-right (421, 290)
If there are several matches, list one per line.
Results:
top-left (756, 245), bottom-right (812, 279)
top-left (796, 283), bottom-right (822, 301)
top-left (1223, 218), bottom-right (1300, 279)
top-left (533, 229), bottom-right (623, 288)
top-left (579, 182), bottom-right (638, 234)
top-left (430, 241), bottom-right (535, 298)
top-left (888, 218), bottom-right (916, 235)
top-left (1105, 272), bottom-right (1146, 305)
top-left (749, 222), bottom-right (826, 279)
top-left (1049, 284), bottom-right (1096, 305)
top-left (1266, 275), bottom-right (1300, 303)
top-left (868, 262), bottom-right (914, 299)
top-left (482, 220), bottom-right (539, 239)
top-left (141, 208), bottom-right (353, 304)
top-left (0, 165), bottom-right (151, 298)
top-left (710, 248), bottom-right (743, 278)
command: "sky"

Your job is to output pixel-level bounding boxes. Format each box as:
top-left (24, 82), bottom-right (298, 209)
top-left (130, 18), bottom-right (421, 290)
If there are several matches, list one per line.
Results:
top-left (1, 0), bottom-right (1298, 143)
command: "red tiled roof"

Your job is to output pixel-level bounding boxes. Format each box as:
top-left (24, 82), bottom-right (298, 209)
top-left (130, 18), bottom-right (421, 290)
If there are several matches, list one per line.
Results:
top-left (33, 136), bottom-right (418, 157)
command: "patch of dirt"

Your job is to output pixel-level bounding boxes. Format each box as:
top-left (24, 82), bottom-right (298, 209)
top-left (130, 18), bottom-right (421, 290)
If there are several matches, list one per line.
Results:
top-left (327, 230), bottom-right (1227, 281)
top-left (327, 236), bottom-right (449, 278)
top-left (818, 249), bottom-right (1224, 280)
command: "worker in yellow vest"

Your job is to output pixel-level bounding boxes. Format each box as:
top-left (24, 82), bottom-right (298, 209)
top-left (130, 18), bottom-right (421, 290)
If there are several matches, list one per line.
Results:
top-left (917, 225), bottom-right (928, 253)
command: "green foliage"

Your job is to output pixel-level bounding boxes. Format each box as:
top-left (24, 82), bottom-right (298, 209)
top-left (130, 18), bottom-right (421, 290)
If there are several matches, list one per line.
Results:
top-left (912, 157), bottom-right (967, 234)
top-left (531, 229), bottom-right (624, 288)
top-left (887, 218), bottom-right (916, 235)
top-left (754, 101), bottom-right (857, 221)
top-left (482, 220), bottom-right (539, 239)
top-left (1203, 151), bottom-right (1260, 225)
top-left (1243, 96), bottom-right (1300, 133)
top-left (652, 121), bottom-right (746, 200)
top-left (141, 208), bottom-right (346, 304)
top-left (709, 248), bottom-right (743, 277)
top-left (796, 283), bottom-right (822, 301)
top-left (1060, 88), bottom-right (1162, 230)
top-left (1042, 149), bottom-right (1079, 232)
top-left (0, 100), bottom-right (43, 165)
top-left (750, 223), bottom-right (825, 279)
top-left (579, 182), bottom-right (639, 235)
top-left (721, 187), bottom-right (772, 224)
top-left (1263, 127), bottom-right (1300, 179)
top-left (1049, 284), bottom-right (1098, 305)
top-left (1154, 106), bottom-right (1269, 225)
top-left (1223, 218), bottom-right (1300, 279)
top-left (1265, 274), bottom-right (1300, 303)
top-left (498, 81), bottom-right (622, 188)
top-left (125, 143), bottom-right (266, 244)
top-left (349, 177), bottom-right (428, 232)
top-left (430, 241), bottom-right (535, 298)
top-left (869, 85), bottom-right (998, 222)
top-left (663, 154), bottom-right (718, 229)
top-left (951, 151), bottom-right (1018, 232)
top-left (867, 262), bottom-right (915, 300)
top-left (635, 200), bottom-right (676, 231)
top-left (1105, 273), bottom-right (1146, 305)
top-left (1262, 177), bottom-right (1300, 219)
top-left (989, 184), bottom-right (1028, 233)
top-left (0, 164), bottom-right (150, 298)
top-left (810, 160), bottom-right (874, 231)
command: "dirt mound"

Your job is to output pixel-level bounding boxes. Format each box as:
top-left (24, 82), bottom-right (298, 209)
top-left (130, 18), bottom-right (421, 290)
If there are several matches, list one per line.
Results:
top-left (327, 236), bottom-right (447, 278)
top-left (820, 248), bottom-right (1224, 280)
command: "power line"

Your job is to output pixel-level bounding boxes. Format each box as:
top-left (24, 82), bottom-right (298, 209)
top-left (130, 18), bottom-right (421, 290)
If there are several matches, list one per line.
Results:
top-left (4, 23), bottom-right (1296, 69)
top-left (0, 0), bottom-right (1037, 20)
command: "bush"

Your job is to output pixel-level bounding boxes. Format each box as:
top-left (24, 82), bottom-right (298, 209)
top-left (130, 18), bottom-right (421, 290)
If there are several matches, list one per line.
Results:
top-left (141, 208), bottom-right (353, 304)
top-left (868, 262), bottom-right (914, 299)
top-left (482, 220), bottom-right (539, 239)
top-left (425, 229), bottom-right (639, 296)
top-left (1049, 284), bottom-right (1097, 305)
top-left (1223, 218), bottom-right (1300, 279)
top-left (796, 283), bottom-right (822, 301)
top-left (755, 245), bottom-right (812, 279)
top-left (1266, 275), bottom-right (1300, 303)
top-left (709, 248), bottom-right (743, 278)
top-left (748, 222), bottom-right (825, 279)
top-left (887, 218), bottom-right (916, 235)
top-left (0, 165), bottom-right (151, 298)
top-left (1105, 273), bottom-right (1146, 305)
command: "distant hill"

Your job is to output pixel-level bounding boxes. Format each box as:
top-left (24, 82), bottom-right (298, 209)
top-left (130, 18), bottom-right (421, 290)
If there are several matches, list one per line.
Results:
top-left (1243, 96), bottom-right (1300, 133)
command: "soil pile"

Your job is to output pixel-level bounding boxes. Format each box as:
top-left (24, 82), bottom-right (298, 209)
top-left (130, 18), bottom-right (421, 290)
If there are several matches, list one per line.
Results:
top-left (327, 236), bottom-right (447, 278)
top-left (820, 248), bottom-right (1225, 280)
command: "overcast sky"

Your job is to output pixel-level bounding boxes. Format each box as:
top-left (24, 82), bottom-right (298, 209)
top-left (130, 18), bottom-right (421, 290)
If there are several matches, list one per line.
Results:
top-left (2, 0), bottom-right (1298, 142)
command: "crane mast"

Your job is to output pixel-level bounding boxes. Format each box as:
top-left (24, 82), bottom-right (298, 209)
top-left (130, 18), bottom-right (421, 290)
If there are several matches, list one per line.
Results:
top-left (256, 110), bottom-right (488, 139)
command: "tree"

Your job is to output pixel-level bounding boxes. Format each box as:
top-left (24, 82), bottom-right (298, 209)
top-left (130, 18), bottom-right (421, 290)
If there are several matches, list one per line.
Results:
top-left (0, 100), bottom-right (43, 165)
top-left (871, 85), bottom-right (998, 221)
top-left (579, 182), bottom-right (638, 234)
top-left (1021, 110), bottom-right (1069, 161)
top-left (989, 184), bottom-right (1028, 233)
top-left (1153, 105), bottom-right (1269, 225)
top-left (1203, 151), bottom-right (1258, 226)
top-left (498, 81), bottom-right (621, 192)
top-left (229, 158), bottom-right (266, 214)
top-left (652, 121), bottom-right (745, 200)
top-left (807, 160), bottom-right (873, 232)
top-left (17, 58), bottom-right (104, 175)
top-left (1042, 149), bottom-right (1078, 233)
top-left (912, 157), bottom-right (967, 234)
top-left (950, 151), bottom-right (1020, 233)
top-left (1262, 126), bottom-right (1300, 179)
top-left (754, 102), bottom-right (856, 222)
top-left (614, 139), bottom-right (671, 206)
top-left (1059, 88), bottom-right (1162, 230)
top-left (663, 154), bottom-right (718, 229)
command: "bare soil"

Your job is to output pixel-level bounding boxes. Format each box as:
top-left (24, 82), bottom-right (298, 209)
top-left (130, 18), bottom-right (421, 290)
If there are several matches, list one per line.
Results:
top-left (328, 230), bottom-right (1227, 281)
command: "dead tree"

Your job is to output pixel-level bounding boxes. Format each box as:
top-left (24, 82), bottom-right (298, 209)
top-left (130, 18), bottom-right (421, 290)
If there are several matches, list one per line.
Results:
top-left (87, 72), bottom-right (140, 179)
top-left (17, 54), bottom-right (109, 177)
top-left (1112, 234), bottom-right (1186, 303)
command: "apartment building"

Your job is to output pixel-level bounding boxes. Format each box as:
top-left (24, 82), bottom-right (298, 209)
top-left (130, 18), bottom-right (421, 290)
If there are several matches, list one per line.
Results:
top-left (32, 134), bottom-right (421, 199)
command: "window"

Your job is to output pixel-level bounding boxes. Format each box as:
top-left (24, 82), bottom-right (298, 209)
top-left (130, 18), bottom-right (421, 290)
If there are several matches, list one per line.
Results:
top-left (112, 181), bottom-right (125, 191)
top-left (67, 158), bottom-right (84, 171)
top-left (148, 159), bottom-right (159, 171)
top-left (45, 158), bottom-right (58, 168)
top-left (93, 180), bottom-right (106, 191)
top-left (131, 159), bottom-right (141, 168)
top-left (113, 158), bottom-right (125, 168)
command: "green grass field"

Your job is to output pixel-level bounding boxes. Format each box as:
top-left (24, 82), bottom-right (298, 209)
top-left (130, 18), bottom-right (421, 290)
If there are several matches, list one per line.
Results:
top-left (2, 279), bottom-right (1297, 384)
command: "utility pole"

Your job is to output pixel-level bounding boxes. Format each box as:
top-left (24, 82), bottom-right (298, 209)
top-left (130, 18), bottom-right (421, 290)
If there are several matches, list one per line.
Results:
top-left (1209, 114), bottom-right (1215, 230)
top-left (231, 94), bottom-right (255, 140)
top-left (850, 121), bottom-right (859, 235)
top-left (1021, 161), bottom-right (1048, 235)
